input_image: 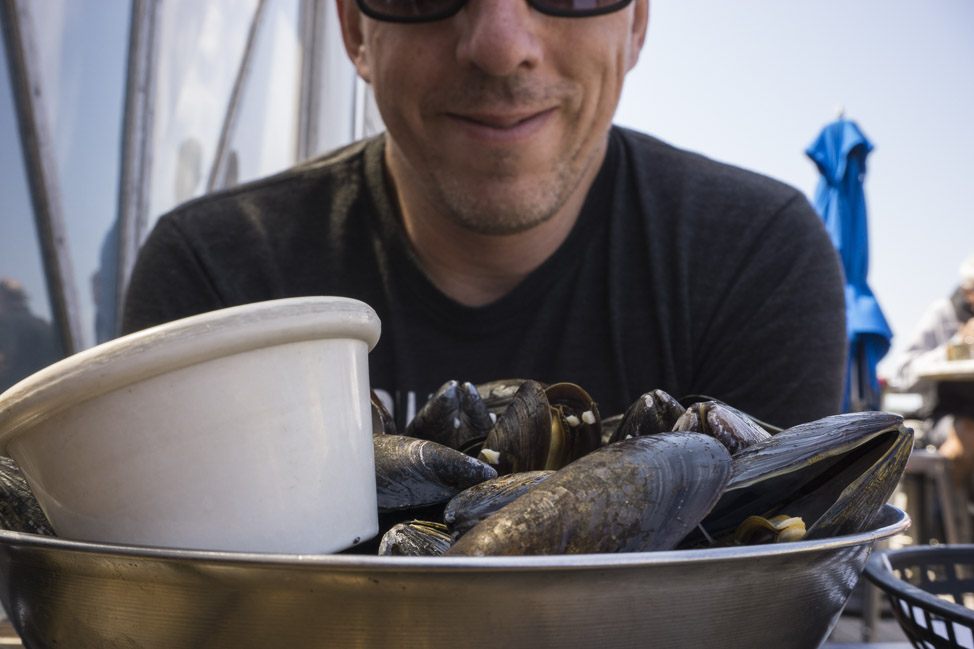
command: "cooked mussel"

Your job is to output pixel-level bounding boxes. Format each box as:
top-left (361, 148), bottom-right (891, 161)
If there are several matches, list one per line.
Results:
top-left (378, 520), bottom-right (453, 556)
top-left (673, 401), bottom-right (771, 454)
top-left (373, 434), bottom-right (498, 512)
top-left (679, 394), bottom-right (782, 434)
top-left (0, 456), bottom-right (54, 535)
top-left (443, 470), bottom-right (553, 539)
top-left (447, 432), bottom-right (732, 556)
top-left (544, 382), bottom-right (602, 466)
top-left (607, 389), bottom-right (685, 444)
top-left (406, 380), bottom-right (494, 451)
top-left (693, 411), bottom-right (913, 545)
top-left (477, 380), bottom-right (550, 473)
top-left (477, 381), bottom-right (601, 475)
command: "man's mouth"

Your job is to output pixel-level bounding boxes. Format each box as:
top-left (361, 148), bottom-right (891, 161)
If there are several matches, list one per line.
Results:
top-left (446, 107), bottom-right (557, 142)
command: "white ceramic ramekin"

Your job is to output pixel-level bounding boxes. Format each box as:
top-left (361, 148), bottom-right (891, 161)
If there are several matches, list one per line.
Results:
top-left (0, 297), bottom-right (381, 554)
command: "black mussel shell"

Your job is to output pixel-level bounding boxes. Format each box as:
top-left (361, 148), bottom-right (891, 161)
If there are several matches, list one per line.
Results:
top-left (448, 432), bottom-right (732, 556)
top-left (0, 456), bottom-right (54, 536)
top-left (374, 435), bottom-right (498, 512)
top-left (608, 389), bottom-right (685, 444)
top-left (673, 401), bottom-right (771, 454)
top-left (444, 470), bottom-right (553, 539)
top-left (406, 380), bottom-right (494, 451)
top-left (378, 520), bottom-right (453, 556)
top-left (694, 412), bottom-right (912, 545)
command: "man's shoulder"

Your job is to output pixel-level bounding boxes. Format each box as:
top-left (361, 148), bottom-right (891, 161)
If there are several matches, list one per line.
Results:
top-left (611, 126), bottom-right (805, 207)
top-left (291, 134), bottom-right (378, 179)
top-left (159, 136), bottom-right (380, 233)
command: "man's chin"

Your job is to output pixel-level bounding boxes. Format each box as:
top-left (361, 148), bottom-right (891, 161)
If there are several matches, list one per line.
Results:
top-left (438, 191), bottom-right (563, 236)
top-left (421, 156), bottom-right (578, 234)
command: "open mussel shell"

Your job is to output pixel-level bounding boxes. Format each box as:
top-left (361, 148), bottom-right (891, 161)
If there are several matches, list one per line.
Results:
top-left (405, 380), bottom-right (494, 451)
top-left (803, 422), bottom-right (913, 538)
top-left (373, 435), bottom-right (498, 512)
top-left (378, 520), bottom-right (453, 557)
top-left (673, 401), bottom-right (771, 454)
top-left (695, 411), bottom-right (912, 544)
top-left (444, 470), bottom-right (554, 539)
top-left (478, 381), bottom-right (602, 475)
top-left (608, 389), bottom-right (685, 444)
top-left (447, 432), bottom-right (732, 556)
top-left (544, 382), bottom-right (602, 468)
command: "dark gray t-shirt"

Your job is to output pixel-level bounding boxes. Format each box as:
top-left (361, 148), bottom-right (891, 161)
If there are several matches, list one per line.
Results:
top-left (122, 127), bottom-right (846, 429)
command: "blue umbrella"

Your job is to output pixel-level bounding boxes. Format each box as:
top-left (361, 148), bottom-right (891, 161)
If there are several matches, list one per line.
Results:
top-left (806, 118), bottom-right (893, 412)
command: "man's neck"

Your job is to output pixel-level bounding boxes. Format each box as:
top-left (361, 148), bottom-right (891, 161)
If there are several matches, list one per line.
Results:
top-left (387, 145), bottom-right (606, 308)
top-left (400, 203), bottom-right (579, 307)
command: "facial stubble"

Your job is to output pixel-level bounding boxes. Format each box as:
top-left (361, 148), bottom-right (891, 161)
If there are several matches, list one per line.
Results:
top-left (422, 146), bottom-right (590, 236)
top-left (404, 74), bottom-right (598, 236)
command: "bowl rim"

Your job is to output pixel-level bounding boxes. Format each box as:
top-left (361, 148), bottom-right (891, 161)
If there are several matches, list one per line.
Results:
top-left (0, 504), bottom-right (909, 573)
top-left (0, 296), bottom-right (380, 451)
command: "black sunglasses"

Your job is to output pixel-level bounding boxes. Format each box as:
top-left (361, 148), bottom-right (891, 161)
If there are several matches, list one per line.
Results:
top-left (355, 0), bottom-right (634, 23)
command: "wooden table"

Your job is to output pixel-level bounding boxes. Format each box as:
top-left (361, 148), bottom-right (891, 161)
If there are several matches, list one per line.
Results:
top-left (912, 357), bottom-right (974, 544)
top-left (902, 448), bottom-right (964, 544)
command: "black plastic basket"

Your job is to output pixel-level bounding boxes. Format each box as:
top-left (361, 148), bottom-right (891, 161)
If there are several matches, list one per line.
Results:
top-left (864, 545), bottom-right (974, 649)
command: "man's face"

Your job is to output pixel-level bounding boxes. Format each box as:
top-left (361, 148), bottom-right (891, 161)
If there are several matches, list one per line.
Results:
top-left (339, 1), bottom-right (648, 235)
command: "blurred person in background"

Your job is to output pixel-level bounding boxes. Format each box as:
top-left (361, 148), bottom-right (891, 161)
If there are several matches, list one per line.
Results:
top-left (0, 278), bottom-right (61, 392)
top-left (122, 0), bottom-right (846, 430)
top-left (887, 254), bottom-right (974, 389)
top-left (886, 253), bottom-right (974, 526)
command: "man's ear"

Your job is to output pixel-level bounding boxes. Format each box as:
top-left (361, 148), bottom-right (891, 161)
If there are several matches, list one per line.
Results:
top-left (336, 0), bottom-right (372, 83)
top-left (627, 0), bottom-right (649, 71)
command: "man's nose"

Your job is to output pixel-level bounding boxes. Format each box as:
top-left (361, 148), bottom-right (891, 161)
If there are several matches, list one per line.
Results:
top-left (454, 0), bottom-right (543, 77)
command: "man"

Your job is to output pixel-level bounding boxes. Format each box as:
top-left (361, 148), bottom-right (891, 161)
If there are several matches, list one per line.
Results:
top-left (122, 0), bottom-right (846, 430)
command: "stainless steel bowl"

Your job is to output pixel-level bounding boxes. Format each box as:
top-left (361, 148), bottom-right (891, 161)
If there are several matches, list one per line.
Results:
top-left (0, 505), bottom-right (908, 649)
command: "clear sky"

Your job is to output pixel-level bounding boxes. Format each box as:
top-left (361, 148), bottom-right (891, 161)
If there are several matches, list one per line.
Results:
top-left (614, 0), bottom-right (974, 373)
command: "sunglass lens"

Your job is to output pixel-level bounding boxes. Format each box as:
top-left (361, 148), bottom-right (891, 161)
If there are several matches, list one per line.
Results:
top-left (531, 0), bottom-right (632, 17)
top-left (358, 0), bottom-right (465, 21)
